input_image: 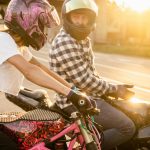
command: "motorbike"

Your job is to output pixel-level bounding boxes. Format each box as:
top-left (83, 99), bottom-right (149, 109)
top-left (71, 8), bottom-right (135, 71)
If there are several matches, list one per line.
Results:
top-left (0, 88), bottom-right (102, 150)
top-left (5, 88), bottom-right (150, 150)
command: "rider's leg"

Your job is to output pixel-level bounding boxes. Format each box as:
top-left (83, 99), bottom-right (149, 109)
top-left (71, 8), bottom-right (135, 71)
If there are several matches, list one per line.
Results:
top-left (0, 131), bottom-right (18, 150)
top-left (94, 99), bottom-right (136, 150)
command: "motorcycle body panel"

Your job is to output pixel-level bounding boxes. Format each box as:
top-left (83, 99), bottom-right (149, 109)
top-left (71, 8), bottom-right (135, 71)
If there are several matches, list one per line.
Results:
top-left (137, 126), bottom-right (150, 139)
top-left (0, 109), bottom-right (66, 150)
top-left (109, 100), bottom-right (150, 127)
top-left (110, 99), bottom-right (150, 149)
top-left (0, 120), bottom-right (65, 149)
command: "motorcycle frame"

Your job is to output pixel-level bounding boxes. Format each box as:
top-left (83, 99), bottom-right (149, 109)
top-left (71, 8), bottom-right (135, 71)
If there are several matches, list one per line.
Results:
top-left (51, 121), bottom-right (85, 150)
top-left (29, 120), bottom-right (87, 150)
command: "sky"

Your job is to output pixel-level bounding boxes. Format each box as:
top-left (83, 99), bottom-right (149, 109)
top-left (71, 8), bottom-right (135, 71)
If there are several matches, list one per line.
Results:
top-left (109, 0), bottom-right (150, 12)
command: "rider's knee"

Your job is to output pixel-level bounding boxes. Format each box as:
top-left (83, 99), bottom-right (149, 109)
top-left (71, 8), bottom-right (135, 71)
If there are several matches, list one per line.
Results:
top-left (119, 119), bottom-right (136, 138)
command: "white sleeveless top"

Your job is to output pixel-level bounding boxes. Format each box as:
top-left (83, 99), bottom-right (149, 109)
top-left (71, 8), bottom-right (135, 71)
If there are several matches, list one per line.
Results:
top-left (0, 32), bottom-right (32, 95)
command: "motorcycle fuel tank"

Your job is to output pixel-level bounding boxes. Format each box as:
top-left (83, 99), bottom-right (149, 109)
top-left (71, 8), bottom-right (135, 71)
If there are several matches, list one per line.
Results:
top-left (107, 98), bottom-right (150, 127)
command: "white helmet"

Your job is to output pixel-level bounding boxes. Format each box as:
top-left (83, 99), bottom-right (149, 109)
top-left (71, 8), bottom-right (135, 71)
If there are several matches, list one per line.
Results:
top-left (62, 0), bottom-right (98, 40)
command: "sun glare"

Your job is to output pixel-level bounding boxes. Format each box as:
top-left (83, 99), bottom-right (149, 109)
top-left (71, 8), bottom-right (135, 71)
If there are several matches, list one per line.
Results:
top-left (130, 97), bottom-right (141, 103)
top-left (130, 97), bottom-right (150, 104)
top-left (110, 0), bottom-right (150, 13)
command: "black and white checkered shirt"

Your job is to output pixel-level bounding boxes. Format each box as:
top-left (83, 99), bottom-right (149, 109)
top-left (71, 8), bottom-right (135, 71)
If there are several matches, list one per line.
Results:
top-left (49, 28), bottom-right (117, 109)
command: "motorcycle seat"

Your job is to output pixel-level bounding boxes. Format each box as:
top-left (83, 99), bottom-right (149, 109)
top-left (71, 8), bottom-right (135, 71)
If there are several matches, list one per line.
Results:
top-left (0, 108), bottom-right (62, 123)
top-left (5, 88), bottom-right (51, 111)
top-left (5, 88), bottom-right (72, 121)
top-left (19, 88), bottom-right (48, 101)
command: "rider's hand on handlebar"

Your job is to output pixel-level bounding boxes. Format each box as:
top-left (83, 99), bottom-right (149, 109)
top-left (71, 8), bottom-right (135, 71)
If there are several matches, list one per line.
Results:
top-left (67, 90), bottom-right (99, 114)
top-left (108, 84), bottom-right (135, 100)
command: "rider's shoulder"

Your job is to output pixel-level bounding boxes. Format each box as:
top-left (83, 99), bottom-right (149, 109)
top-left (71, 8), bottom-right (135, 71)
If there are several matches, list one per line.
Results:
top-left (53, 29), bottom-right (77, 47)
top-left (0, 32), bottom-right (14, 42)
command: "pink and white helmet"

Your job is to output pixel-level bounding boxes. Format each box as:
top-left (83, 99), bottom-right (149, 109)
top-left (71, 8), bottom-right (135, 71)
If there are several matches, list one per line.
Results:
top-left (4, 0), bottom-right (60, 50)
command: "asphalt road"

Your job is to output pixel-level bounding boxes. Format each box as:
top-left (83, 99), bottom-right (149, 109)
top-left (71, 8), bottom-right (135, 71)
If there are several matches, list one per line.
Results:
top-left (0, 43), bottom-right (150, 112)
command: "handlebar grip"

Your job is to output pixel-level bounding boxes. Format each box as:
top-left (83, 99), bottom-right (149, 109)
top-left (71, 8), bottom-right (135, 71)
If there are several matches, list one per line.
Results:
top-left (78, 99), bottom-right (100, 115)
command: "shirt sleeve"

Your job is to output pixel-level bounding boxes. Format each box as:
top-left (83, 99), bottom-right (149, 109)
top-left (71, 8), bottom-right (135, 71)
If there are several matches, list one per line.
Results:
top-left (0, 32), bottom-right (20, 65)
top-left (22, 46), bottom-right (33, 61)
top-left (52, 39), bottom-right (117, 96)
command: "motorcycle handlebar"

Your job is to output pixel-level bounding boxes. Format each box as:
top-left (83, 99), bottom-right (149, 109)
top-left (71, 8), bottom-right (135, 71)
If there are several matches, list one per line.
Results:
top-left (78, 99), bottom-right (100, 115)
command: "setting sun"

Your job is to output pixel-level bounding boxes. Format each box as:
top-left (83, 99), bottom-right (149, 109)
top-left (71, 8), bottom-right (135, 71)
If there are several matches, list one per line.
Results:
top-left (110, 0), bottom-right (150, 13)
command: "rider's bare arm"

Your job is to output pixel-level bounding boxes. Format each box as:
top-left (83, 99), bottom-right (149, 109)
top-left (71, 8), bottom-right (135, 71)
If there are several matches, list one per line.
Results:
top-left (30, 56), bottom-right (71, 88)
top-left (7, 54), bottom-right (70, 96)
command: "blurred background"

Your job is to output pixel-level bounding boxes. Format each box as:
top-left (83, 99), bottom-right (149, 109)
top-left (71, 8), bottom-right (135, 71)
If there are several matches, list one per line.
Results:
top-left (94, 0), bottom-right (150, 58)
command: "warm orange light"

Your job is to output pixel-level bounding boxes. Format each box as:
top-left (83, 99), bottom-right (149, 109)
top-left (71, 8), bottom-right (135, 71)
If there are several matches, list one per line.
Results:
top-left (110, 0), bottom-right (150, 13)
top-left (130, 97), bottom-right (150, 104)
